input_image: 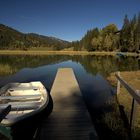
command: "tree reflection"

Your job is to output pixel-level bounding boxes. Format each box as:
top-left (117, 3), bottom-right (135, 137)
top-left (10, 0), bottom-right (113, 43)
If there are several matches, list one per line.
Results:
top-left (0, 55), bottom-right (139, 77)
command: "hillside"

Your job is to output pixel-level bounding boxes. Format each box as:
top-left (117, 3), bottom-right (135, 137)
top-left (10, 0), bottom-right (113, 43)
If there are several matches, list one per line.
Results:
top-left (0, 11), bottom-right (140, 52)
top-left (0, 24), bottom-right (70, 50)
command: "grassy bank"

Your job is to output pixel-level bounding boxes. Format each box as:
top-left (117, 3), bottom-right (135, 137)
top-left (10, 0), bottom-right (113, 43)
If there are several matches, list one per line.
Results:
top-left (0, 64), bottom-right (17, 76)
top-left (0, 50), bottom-right (140, 56)
top-left (107, 71), bottom-right (140, 139)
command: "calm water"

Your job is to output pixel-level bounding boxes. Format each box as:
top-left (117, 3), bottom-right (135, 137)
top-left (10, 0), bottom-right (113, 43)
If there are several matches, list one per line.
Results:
top-left (0, 55), bottom-right (139, 109)
top-left (0, 55), bottom-right (140, 139)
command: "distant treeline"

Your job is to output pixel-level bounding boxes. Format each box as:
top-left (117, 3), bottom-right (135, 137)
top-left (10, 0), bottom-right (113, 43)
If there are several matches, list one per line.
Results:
top-left (0, 24), bottom-right (69, 50)
top-left (0, 12), bottom-right (140, 52)
top-left (70, 12), bottom-right (140, 52)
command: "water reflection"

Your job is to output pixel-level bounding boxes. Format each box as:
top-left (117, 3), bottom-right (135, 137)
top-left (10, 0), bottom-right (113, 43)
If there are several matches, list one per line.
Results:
top-left (0, 55), bottom-right (139, 139)
top-left (0, 55), bottom-right (139, 76)
top-left (0, 55), bottom-right (139, 102)
top-left (0, 55), bottom-right (140, 106)
top-left (0, 55), bottom-right (139, 103)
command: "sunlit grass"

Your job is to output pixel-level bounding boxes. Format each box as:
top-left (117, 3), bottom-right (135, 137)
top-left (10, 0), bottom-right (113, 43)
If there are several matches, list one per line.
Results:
top-left (107, 71), bottom-right (140, 139)
top-left (28, 47), bottom-right (54, 51)
top-left (0, 50), bottom-right (139, 56)
top-left (101, 96), bottom-right (129, 139)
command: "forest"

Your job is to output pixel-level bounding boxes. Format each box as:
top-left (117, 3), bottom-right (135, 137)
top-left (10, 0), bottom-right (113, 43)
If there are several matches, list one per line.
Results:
top-left (0, 12), bottom-right (140, 52)
top-left (71, 12), bottom-right (140, 52)
top-left (0, 24), bottom-right (69, 50)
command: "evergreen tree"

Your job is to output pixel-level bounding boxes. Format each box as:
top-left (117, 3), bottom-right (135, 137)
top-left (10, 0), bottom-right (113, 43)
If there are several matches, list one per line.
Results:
top-left (80, 28), bottom-right (99, 51)
top-left (120, 15), bottom-right (131, 52)
top-left (135, 12), bottom-right (140, 52)
top-left (129, 14), bottom-right (137, 51)
top-left (101, 24), bottom-right (118, 51)
top-left (73, 41), bottom-right (80, 51)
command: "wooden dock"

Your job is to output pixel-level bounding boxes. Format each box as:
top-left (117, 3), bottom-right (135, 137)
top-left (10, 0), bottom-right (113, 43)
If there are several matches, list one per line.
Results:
top-left (36, 68), bottom-right (98, 140)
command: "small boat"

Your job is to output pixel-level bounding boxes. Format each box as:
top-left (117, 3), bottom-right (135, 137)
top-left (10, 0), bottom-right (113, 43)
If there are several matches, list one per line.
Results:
top-left (0, 81), bottom-right (50, 127)
top-left (116, 52), bottom-right (127, 58)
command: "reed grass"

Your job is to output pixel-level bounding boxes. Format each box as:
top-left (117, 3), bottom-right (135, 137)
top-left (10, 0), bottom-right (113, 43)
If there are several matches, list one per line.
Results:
top-left (0, 64), bottom-right (17, 76)
top-left (0, 50), bottom-right (139, 56)
top-left (101, 96), bottom-right (129, 139)
top-left (107, 71), bottom-right (140, 139)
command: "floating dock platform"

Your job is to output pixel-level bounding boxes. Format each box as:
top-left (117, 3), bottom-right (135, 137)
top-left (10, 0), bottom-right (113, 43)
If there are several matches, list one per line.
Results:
top-left (36, 68), bottom-right (98, 140)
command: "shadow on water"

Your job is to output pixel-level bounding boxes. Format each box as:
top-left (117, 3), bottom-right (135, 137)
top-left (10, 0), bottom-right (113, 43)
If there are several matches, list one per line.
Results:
top-left (35, 88), bottom-right (98, 140)
top-left (0, 55), bottom-right (140, 139)
top-left (11, 93), bottom-right (53, 140)
top-left (75, 73), bottom-right (121, 140)
top-left (119, 105), bottom-right (132, 140)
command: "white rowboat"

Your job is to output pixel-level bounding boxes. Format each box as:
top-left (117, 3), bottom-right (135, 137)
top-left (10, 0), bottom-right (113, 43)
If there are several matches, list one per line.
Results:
top-left (0, 81), bottom-right (49, 126)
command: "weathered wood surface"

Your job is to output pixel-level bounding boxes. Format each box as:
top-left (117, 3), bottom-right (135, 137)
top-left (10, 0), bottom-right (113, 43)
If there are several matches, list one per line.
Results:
top-left (130, 98), bottom-right (138, 130)
top-left (116, 71), bottom-right (120, 95)
top-left (115, 73), bottom-right (140, 104)
top-left (37, 68), bottom-right (98, 140)
top-left (116, 72), bottom-right (140, 130)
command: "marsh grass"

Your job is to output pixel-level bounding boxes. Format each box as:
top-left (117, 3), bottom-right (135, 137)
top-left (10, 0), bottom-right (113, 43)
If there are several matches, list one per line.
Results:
top-left (0, 64), bottom-right (17, 76)
top-left (101, 96), bottom-right (129, 139)
top-left (107, 71), bottom-right (140, 139)
top-left (0, 50), bottom-right (140, 56)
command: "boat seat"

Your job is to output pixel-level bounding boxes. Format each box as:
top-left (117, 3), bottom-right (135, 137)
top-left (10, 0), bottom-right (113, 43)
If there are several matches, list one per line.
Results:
top-left (8, 87), bottom-right (41, 96)
top-left (11, 105), bottom-right (39, 111)
top-left (0, 101), bottom-right (41, 111)
top-left (9, 91), bottom-right (41, 96)
top-left (0, 94), bottom-right (41, 100)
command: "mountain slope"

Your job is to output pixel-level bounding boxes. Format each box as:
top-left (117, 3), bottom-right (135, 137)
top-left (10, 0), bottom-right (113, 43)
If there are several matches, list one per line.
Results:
top-left (0, 24), bottom-right (70, 50)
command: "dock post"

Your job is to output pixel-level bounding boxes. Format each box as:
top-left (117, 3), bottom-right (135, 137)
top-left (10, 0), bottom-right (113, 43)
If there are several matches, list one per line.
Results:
top-left (130, 90), bottom-right (139, 131)
top-left (117, 71), bottom-right (120, 95)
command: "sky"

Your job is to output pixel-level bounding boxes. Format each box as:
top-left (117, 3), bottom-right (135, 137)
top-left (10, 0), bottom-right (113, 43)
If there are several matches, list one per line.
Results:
top-left (0, 0), bottom-right (140, 41)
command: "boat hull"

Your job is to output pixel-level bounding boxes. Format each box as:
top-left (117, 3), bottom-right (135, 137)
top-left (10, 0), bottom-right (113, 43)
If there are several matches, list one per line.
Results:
top-left (11, 93), bottom-right (53, 140)
top-left (0, 82), bottom-right (53, 140)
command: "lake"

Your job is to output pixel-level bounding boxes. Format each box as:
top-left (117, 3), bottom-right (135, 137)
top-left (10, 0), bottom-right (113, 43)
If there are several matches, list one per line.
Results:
top-left (0, 55), bottom-right (139, 139)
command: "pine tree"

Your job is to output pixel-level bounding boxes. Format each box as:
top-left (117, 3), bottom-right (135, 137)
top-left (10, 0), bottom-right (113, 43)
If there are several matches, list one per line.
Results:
top-left (135, 12), bottom-right (140, 52)
top-left (128, 14), bottom-right (137, 51)
top-left (80, 28), bottom-right (99, 51)
top-left (120, 15), bottom-right (131, 52)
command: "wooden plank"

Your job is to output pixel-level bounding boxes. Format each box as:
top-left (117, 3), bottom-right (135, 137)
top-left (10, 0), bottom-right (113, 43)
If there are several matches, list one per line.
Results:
top-left (0, 101), bottom-right (41, 110)
top-left (37, 68), bottom-right (98, 140)
top-left (130, 98), bottom-right (138, 130)
top-left (116, 73), bottom-right (140, 131)
top-left (116, 71), bottom-right (120, 95)
top-left (130, 90), bottom-right (139, 130)
top-left (0, 95), bottom-right (41, 100)
top-left (115, 73), bottom-right (140, 104)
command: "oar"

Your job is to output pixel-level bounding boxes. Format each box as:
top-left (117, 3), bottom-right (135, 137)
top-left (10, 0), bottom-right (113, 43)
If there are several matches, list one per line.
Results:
top-left (0, 105), bottom-right (11, 122)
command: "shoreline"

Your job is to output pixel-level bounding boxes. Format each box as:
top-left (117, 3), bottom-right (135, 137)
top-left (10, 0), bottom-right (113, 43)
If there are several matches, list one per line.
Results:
top-left (107, 70), bottom-right (140, 139)
top-left (0, 50), bottom-right (140, 56)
